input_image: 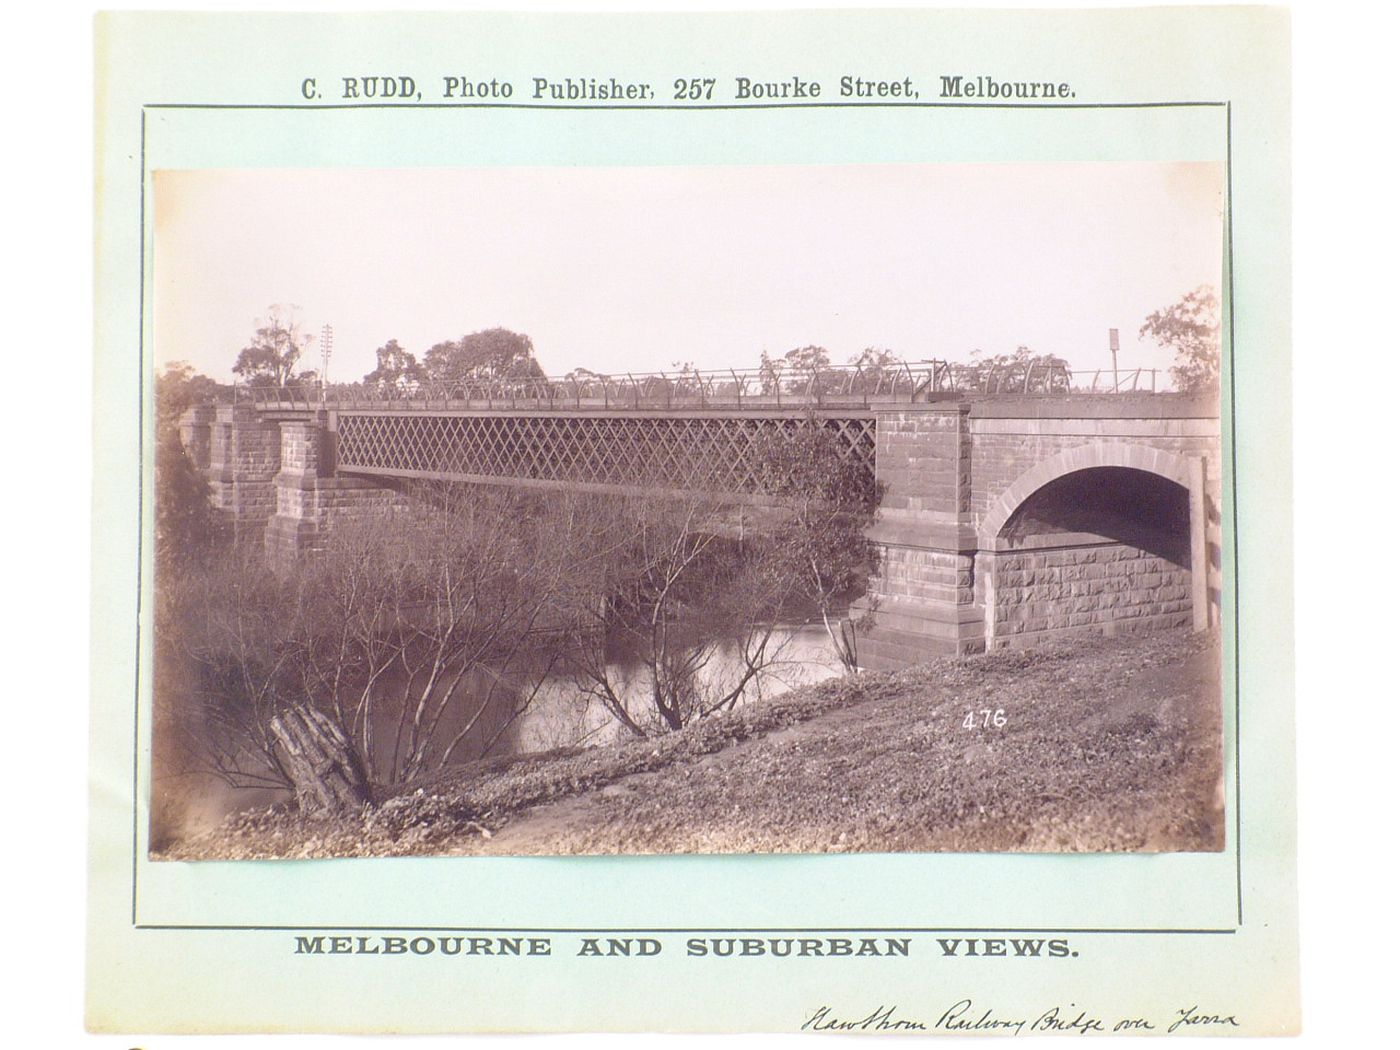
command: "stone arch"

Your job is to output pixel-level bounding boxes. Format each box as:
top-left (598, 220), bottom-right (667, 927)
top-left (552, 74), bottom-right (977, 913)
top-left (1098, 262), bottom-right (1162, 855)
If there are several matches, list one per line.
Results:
top-left (976, 441), bottom-right (1209, 647)
top-left (979, 442), bottom-right (1197, 546)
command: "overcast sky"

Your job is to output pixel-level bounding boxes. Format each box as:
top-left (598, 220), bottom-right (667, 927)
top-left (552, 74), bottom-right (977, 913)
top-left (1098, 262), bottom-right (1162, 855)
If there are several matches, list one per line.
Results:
top-left (153, 162), bottom-right (1223, 385)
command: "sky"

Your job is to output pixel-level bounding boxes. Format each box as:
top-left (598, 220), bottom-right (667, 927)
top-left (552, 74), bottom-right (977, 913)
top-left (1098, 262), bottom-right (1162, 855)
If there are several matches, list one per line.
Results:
top-left (153, 162), bottom-right (1223, 387)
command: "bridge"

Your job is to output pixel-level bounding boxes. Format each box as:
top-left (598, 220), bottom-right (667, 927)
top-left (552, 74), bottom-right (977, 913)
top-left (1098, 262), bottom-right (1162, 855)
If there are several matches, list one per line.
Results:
top-left (179, 363), bottom-right (1221, 671)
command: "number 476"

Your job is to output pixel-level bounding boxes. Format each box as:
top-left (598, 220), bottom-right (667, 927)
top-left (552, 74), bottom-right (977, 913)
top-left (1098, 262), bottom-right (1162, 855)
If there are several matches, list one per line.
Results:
top-left (964, 708), bottom-right (1007, 729)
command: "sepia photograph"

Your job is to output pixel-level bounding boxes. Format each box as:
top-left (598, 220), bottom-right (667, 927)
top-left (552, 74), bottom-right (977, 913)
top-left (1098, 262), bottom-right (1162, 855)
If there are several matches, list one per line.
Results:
top-left (82, 6), bottom-right (1307, 1037)
top-left (149, 161), bottom-right (1226, 861)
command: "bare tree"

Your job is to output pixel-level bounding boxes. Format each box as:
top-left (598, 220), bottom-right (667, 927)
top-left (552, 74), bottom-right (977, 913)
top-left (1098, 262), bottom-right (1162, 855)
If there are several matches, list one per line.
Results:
top-left (291, 486), bottom-right (599, 784)
top-left (164, 546), bottom-right (300, 795)
top-left (164, 486), bottom-right (608, 811)
top-left (565, 494), bottom-right (803, 736)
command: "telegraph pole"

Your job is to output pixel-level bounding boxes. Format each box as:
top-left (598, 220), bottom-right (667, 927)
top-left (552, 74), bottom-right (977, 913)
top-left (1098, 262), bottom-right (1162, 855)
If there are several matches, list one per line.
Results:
top-left (319, 323), bottom-right (334, 404)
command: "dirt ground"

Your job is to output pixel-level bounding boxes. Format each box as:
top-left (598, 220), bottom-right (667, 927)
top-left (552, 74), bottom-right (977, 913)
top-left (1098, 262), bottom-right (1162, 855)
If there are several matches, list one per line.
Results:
top-left (160, 629), bottom-right (1225, 860)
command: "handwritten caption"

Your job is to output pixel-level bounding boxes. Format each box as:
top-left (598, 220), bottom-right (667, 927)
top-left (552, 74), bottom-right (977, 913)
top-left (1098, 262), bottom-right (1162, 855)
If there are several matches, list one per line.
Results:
top-left (805, 1000), bottom-right (1241, 1035)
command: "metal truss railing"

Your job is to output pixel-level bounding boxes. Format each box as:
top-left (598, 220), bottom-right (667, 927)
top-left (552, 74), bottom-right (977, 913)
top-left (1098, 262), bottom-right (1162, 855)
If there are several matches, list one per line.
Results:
top-left (1062, 367), bottom-right (1161, 393)
top-left (241, 362), bottom-right (932, 411)
top-left (334, 413), bottom-right (878, 495)
top-left (933, 362), bottom-right (1162, 394)
top-left (238, 360), bottom-right (1165, 410)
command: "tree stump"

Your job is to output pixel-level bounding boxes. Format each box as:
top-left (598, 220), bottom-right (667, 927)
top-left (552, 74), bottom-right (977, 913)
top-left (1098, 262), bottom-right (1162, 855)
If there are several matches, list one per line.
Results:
top-left (268, 706), bottom-right (371, 815)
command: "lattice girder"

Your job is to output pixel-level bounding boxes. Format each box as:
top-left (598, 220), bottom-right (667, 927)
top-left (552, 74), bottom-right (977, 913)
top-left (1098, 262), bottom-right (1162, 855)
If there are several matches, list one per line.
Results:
top-left (333, 411), bottom-right (877, 495)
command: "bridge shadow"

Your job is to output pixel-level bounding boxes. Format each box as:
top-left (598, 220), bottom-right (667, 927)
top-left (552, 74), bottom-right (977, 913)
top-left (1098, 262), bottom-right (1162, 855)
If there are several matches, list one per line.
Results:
top-left (1000, 466), bottom-right (1190, 567)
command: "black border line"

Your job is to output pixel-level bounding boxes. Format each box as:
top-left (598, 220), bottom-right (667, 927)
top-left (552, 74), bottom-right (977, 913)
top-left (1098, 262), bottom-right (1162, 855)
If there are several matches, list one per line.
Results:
top-left (131, 106), bottom-right (147, 927)
top-left (1227, 101), bottom-right (1243, 927)
top-left (140, 924), bottom-right (1235, 935)
top-left (131, 96), bottom-right (1241, 940)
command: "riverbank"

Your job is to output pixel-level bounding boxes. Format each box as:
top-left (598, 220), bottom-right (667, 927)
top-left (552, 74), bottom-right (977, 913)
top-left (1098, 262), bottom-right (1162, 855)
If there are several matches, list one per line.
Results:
top-left (158, 629), bottom-right (1223, 859)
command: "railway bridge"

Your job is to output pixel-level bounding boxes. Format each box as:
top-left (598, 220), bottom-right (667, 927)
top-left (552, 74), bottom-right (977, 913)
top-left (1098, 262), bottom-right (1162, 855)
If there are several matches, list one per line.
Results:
top-left (178, 364), bottom-right (1222, 671)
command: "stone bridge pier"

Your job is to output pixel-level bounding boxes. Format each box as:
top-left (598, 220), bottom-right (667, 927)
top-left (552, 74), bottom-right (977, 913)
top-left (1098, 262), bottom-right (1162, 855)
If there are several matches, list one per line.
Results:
top-left (178, 405), bottom-right (407, 563)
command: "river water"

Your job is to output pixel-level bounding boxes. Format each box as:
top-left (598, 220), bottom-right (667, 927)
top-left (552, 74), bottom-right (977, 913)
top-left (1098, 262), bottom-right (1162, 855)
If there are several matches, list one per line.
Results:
top-left (511, 622), bottom-right (842, 752)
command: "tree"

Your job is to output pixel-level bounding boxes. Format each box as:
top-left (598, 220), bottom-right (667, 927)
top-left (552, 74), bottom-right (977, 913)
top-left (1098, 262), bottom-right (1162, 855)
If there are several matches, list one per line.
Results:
top-left (1139, 285), bottom-right (1221, 394)
top-left (560, 368), bottom-right (610, 401)
top-left (846, 347), bottom-right (906, 395)
top-left (963, 345), bottom-right (1070, 393)
top-left (848, 347), bottom-right (901, 370)
top-left (152, 362), bottom-right (230, 845)
top-left (155, 428), bottom-right (223, 569)
top-left (758, 345), bottom-right (833, 396)
top-left (232, 304), bottom-right (313, 388)
top-left (762, 344), bottom-right (830, 373)
top-left (163, 546), bottom-right (302, 797)
top-left (154, 363), bottom-right (223, 568)
top-left (564, 367), bottom-right (606, 382)
top-left (155, 361), bottom-right (221, 430)
top-left (363, 339), bottom-right (426, 393)
top-left (423, 327), bottom-right (545, 384)
top-left (291, 487), bottom-right (596, 785)
top-left (166, 487), bottom-right (607, 810)
top-left (566, 421), bottom-right (883, 735)
top-left (753, 417), bottom-right (884, 671)
top-left (566, 494), bottom-right (792, 736)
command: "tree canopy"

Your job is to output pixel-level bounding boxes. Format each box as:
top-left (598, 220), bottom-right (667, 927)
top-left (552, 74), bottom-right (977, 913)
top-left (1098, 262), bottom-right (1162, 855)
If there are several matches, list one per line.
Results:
top-left (156, 361), bottom-right (221, 430)
top-left (423, 327), bottom-right (544, 383)
top-left (154, 362), bottom-right (223, 567)
top-left (363, 339), bottom-right (426, 392)
top-left (848, 347), bottom-right (902, 370)
top-left (963, 345), bottom-right (1071, 393)
top-left (231, 304), bottom-right (316, 389)
top-left (762, 345), bottom-right (831, 373)
top-left (753, 418), bottom-right (884, 670)
top-left (1139, 285), bottom-right (1221, 395)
